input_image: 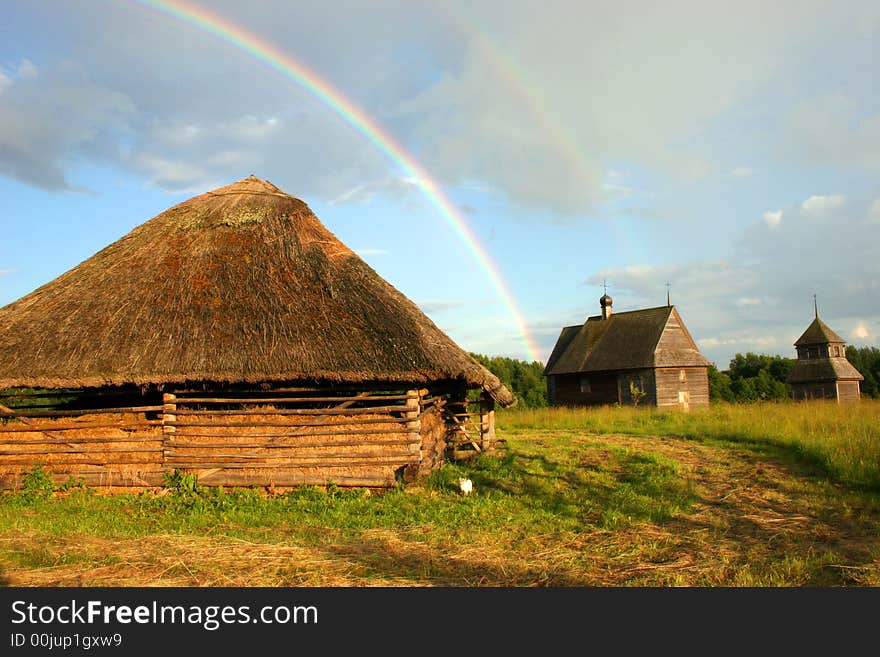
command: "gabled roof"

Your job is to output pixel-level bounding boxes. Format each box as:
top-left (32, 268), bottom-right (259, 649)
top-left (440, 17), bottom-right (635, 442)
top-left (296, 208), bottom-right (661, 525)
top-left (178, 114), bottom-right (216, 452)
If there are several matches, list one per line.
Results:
top-left (0, 176), bottom-right (514, 406)
top-left (794, 317), bottom-right (846, 346)
top-left (786, 358), bottom-right (864, 383)
top-left (544, 306), bottom-right (709, 375)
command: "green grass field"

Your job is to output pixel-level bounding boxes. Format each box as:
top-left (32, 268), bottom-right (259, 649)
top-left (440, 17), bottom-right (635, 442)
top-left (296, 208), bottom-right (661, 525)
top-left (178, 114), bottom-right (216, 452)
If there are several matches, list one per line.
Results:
top-left (1, 400), bottom-right (878, 586)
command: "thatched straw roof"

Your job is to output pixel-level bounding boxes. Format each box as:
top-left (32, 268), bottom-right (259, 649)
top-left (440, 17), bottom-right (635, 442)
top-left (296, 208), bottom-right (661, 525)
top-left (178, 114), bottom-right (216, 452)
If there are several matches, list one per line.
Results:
top-left (0, 176), bottom-right (514, 406)
top-left (544, 306), bottom-right (709, 375)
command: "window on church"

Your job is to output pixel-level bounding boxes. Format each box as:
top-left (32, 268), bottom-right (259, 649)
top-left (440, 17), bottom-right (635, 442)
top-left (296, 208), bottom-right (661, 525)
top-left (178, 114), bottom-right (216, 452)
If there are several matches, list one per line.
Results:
top-left (679, 369), bottom-right (687, 382)
top-left (833, 345), bottom-right (840, 357)
top-left (579, 376), bottom-right (591, 394)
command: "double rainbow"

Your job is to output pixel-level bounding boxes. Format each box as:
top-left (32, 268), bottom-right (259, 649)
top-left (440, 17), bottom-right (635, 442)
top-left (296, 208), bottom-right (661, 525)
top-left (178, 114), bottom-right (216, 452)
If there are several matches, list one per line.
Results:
top-left (129, 0), bottom-right (542, 363)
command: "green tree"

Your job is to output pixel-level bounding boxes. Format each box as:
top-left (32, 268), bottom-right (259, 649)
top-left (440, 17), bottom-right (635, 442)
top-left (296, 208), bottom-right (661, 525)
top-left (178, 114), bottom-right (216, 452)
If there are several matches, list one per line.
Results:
top-left (725, 352), bottom-right (793, 402)
top-left (846, 346), bottom-right (880, 398)
top-left (707, 365), bottom-right (735, 402)
top-left (470, 353), bottom-right (548, 408)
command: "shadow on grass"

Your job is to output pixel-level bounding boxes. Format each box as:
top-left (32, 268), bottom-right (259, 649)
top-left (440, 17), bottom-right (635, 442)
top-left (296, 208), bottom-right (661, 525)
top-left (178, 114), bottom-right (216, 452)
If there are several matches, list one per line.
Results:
top-left (430, 447), bottom-right (698, 530)
top-left (318, 532), bottom-right (589, 586)
top-left (0, 564), bottom-right (11, 587)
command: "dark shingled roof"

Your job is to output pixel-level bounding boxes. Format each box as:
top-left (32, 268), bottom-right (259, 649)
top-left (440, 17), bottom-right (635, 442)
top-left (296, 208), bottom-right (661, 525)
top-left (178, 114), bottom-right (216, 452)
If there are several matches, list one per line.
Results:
top-left (0, 176), bottom-right (515, 406)
top-left (787, 358), bottom-right (864, 383)
top-left (794, 317), bottom-right (846, 346)
top-left (544, 306), bottom-right (709, 375)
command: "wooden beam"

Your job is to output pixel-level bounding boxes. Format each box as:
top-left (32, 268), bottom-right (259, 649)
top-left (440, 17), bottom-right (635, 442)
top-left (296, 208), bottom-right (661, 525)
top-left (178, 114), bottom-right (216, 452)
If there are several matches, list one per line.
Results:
top-left (162, 459), bottom-right (415, 469)
top-left (3, 405), bottom-right (163, 418)
top-left (0, 421), bottom-right (161, 433)
top-left (173, 394), bottom-right (411, 404)
top-left (166, 438), bottom-right (419, 449)
top-left (164, 449), bottom-right (416, 461)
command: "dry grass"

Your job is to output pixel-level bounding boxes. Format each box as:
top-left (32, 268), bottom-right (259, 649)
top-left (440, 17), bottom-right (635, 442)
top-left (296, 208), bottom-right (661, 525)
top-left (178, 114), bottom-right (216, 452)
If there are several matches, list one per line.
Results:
top-left (2, 410), bottom-right (878, 587)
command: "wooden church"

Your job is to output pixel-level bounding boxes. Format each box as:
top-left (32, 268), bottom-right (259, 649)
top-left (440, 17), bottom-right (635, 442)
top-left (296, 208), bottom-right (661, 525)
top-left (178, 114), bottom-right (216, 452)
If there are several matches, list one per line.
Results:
top-left (544, 293), bottom-right (710, 409)
top-left (786, 303), bottom-right (863, 402)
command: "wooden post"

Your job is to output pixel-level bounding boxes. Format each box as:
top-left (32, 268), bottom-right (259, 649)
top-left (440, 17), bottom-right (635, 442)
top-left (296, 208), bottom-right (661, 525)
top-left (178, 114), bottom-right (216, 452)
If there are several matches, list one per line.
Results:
top-left (405, 389), bottom-right (422, 475)
top-left (162, 393), bottom-right (176, 467)
top-left (480, 392), bottom-right (496, 452)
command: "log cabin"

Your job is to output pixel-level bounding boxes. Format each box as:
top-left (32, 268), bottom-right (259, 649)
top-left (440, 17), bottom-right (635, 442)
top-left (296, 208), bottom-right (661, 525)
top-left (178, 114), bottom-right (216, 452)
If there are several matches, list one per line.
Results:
top-left (544, 294), bottom-right (710, 409)
top-left (0, 176), bottom-right (514, 490)
top-left (786, 307), bottom-right (863, 402)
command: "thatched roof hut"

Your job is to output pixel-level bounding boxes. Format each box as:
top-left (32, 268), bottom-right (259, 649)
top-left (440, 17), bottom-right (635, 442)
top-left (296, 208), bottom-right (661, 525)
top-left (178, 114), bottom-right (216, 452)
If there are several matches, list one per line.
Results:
top-left (0, 176), bottom-right (512, 403)
top-left (0, 176), bottom-right (511, 489)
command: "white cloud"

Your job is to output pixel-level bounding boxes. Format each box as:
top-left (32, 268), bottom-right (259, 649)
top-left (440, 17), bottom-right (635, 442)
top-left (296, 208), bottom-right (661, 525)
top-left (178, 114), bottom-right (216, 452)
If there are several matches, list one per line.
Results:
top-left (868, 198), bottom-right (880, 223)
top-left (853, 322), bottom-right (871, 339)
top-left (0, 62), bottom-right (135, 190)
top-left (354, 248), bottom-right (389, 257)
top-left (576, 193), bottom-right (880, 365)
top-left (763, 210), bottom-right (783, 226)
top-left (3, 2), bottom-right (878, 216)
top-left (699, 335), bottom-right (781, 348)
top-left (0, 269), bottom-right (15, 276)
top-left (17, 60), bottom-right (38, 79)
top-left (801, 194), bottom-right (845, 215)
top-left (787, 94), bottom-right (880, 173)
top-left (0, 69), bottom-right (10, 94)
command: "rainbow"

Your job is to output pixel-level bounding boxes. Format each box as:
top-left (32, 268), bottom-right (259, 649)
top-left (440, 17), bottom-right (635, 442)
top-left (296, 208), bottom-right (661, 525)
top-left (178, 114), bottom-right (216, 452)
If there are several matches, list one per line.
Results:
top-left (126, 0), bottom-right (542, 362)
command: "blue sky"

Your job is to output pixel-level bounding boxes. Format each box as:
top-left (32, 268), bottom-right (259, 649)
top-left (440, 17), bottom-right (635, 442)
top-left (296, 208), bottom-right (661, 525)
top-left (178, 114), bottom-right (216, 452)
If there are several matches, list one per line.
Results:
top-left (1, 1), bottom-right (879, 368)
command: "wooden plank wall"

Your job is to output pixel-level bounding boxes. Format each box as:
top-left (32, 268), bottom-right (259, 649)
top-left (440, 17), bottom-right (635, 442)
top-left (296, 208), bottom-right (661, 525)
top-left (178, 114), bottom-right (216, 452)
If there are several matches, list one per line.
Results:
top-left (548, 372), bottom-right (619, 406)
top-left (655, 367), bottom-right (709, 409)
top-left (792, 383), bottom-right (838, 401)
top-left (0, 386), bottom-right (474, 490)
top-left (837, 381), bottom-right (861, 403)
top-left (617, 369), bottom-right (657, 407)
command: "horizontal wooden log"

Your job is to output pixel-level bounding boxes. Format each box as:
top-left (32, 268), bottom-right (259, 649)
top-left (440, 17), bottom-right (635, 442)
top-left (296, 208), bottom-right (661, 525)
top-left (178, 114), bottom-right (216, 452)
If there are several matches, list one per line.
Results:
top-left (165, 449), bottom-right (416, 461)
top-left (0, 455), bottom-right (163, 466)
top-left (193, 472), bottom-right (394, 487)
top-left (171, 428), bottom-right (408, 441)
top-left (173, 395), bottom-right (410, 404)
top-left (450, 450), bottom-right (480, 460)
top-left (167, 438), bottom-right (419, 449)
top-left (170, 406), bottom-right (407, 422)
top-left (171, 419), bottom-right (398, 430)
top-left (0, 446), bottom-right (163, 456)
top-left (162, 459), bottom-right (415, 469)
top-left (0, 435), bottom-right (162, 446)
top-left (172, 408), bottom-right (409, 417)
top-left (0, 421), bottom-right (162, 433)
top-left (172, 385), bottom-right (402, 394)
top-left (3, 405), bottom-right (164, 418)
top-left (170, 417), bottom-right (407, 433)
top-left (0, 469), bottom-right (166, 490)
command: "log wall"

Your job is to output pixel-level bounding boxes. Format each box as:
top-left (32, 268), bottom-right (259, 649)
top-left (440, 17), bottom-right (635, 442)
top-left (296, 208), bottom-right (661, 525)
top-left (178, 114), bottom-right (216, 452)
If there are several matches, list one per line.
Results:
top-left (0, 385), bottom-right (478, 490)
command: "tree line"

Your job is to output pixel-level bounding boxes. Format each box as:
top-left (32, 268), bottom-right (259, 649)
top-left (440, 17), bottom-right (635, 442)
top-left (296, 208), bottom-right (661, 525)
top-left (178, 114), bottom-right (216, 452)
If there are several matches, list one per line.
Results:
top-left (471, 346), bottom-right (880, 407)
top-left (709, 347), bottom-right (879, 401)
